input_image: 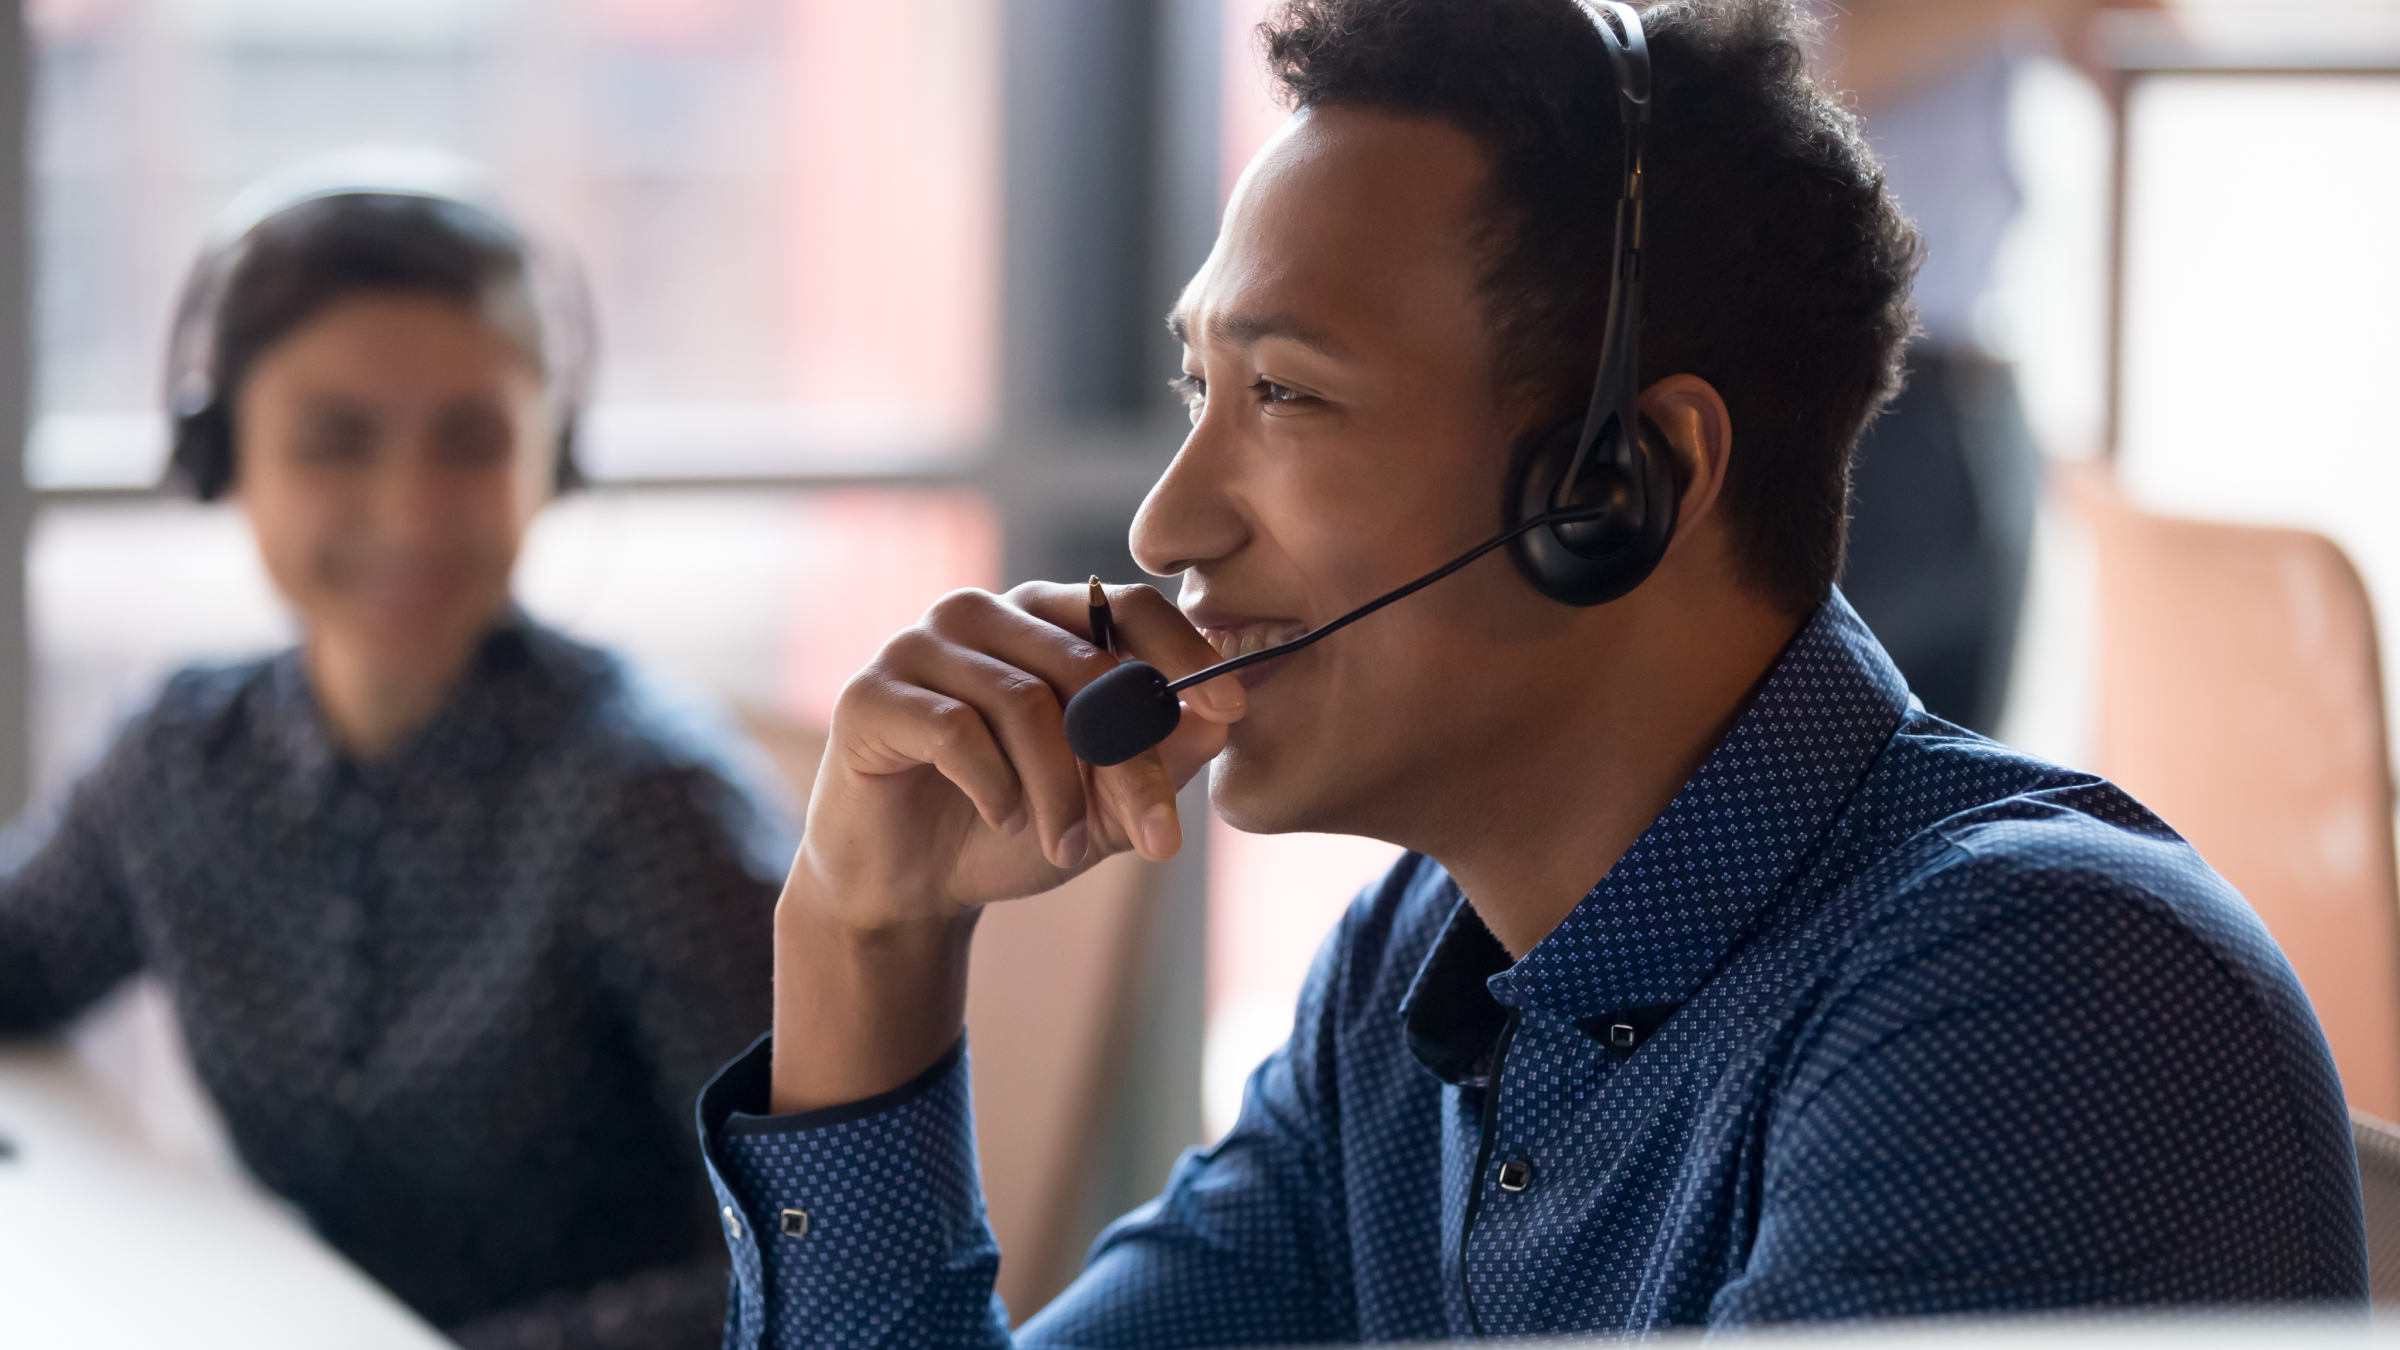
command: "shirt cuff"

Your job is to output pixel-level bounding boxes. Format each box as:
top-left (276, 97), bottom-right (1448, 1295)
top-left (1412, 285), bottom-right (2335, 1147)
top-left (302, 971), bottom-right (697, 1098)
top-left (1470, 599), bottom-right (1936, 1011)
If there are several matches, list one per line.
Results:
top-left (695, 1033), bottom-right (1000, 1350)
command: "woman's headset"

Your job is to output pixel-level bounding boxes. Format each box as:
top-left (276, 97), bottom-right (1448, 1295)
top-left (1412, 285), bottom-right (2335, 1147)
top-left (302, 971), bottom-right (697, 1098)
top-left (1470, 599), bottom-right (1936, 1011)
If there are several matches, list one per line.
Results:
top-left (162, 149), bottom-right (596, 501)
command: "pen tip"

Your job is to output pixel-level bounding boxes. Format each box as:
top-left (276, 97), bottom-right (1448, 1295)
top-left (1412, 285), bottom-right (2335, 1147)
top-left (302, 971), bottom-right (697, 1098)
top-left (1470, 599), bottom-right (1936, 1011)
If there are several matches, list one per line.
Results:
top-left (1088, 575), bottom-right (1105, 604)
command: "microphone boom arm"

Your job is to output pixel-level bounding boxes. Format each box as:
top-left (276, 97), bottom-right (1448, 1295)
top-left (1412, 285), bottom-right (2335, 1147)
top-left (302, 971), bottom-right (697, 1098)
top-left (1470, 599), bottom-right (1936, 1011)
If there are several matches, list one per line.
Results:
top-left (1162, 504), bottom-right (1609, 694)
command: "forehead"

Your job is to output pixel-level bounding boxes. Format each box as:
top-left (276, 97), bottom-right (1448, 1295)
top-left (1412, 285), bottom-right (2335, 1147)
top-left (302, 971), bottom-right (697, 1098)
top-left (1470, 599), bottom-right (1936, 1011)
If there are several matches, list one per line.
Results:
top-left (1174, 106), bottom-right (1495, 355)
top-left (259, 291), bottom-right (540, 386)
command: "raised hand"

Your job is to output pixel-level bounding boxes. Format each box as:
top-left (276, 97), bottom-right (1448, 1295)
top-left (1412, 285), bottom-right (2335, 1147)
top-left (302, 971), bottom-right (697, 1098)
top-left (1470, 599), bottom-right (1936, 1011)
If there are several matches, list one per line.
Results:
top-left (769, 580), bottom-right (1244, 1113)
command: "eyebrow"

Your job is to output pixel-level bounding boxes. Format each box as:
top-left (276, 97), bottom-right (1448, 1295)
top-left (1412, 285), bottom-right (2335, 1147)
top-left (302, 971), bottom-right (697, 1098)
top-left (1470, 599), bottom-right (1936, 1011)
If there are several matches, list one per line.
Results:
top-left (1165, 309), bottom-right (1351, 361)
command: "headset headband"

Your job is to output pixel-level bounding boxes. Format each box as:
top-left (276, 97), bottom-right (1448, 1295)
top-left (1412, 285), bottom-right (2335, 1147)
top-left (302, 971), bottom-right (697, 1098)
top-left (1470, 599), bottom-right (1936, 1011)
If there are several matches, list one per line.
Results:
top-left (164, 147), bottom-right (596, 431)
top-left (1556, 0), bottom-right (1652, 514)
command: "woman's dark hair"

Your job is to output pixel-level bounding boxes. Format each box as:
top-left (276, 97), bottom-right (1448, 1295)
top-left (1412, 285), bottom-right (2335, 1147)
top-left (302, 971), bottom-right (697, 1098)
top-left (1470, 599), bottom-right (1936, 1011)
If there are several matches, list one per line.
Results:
top-left (168, 190), bottom-right (586, 501)
top-left (1260, 0), bottom-right (1919, 615)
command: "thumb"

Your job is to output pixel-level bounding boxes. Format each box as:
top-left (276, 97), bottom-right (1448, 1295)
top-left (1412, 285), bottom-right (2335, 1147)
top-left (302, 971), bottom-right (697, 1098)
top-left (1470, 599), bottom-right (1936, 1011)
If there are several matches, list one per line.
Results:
top-left (1093, 751), bottom-right (1185, 862)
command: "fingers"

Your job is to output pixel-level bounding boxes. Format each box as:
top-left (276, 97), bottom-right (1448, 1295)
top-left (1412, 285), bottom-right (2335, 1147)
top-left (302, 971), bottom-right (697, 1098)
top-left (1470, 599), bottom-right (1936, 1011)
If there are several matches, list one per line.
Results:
top-left (1003, 581), bottom-right (1230, 860)
top-left (866, 612), bottom-right (1097, 870)
top-left (837, 584), bottom-right (1231, 874)
top-left (1087, 750), bottom-right (1186, 860)
top-left (939, 585), bottom-right (1121, 703)
top-left (835, 668), bottom-right (1028, 836)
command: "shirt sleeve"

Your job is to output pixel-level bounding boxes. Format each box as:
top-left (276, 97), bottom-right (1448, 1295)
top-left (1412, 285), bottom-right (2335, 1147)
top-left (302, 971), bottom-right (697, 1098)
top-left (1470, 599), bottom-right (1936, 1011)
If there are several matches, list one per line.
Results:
top-left (562, 759), bottom-right (791, 1350)
top-left (0, 742), bottom-right (145, 1032)
top-left (697, 906), bottom-right (1363, 1350)
top-left (1708, 852), bottom-right (2369, 1323)
top-left (700, 1034), bottom-right (1012, 1350)
top-left (583, 758), bottom-right (790, 1143)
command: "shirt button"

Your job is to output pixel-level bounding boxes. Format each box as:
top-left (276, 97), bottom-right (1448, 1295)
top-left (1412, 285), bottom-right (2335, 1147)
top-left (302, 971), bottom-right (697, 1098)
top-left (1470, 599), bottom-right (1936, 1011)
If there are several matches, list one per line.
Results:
top-left (779, 1208), bottom-right (810, 1238)
top-left (1497, 1158), bottom-right (1534, 1192)
top-left (721, 1206), bottom-right (744, 1241)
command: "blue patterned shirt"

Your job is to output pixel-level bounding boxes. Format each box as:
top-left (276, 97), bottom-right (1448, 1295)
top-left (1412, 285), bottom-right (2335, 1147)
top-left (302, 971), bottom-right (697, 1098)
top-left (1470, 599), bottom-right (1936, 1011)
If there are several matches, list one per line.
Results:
top-left (0, 613), bottom-right (798, 1350)
top-left (696, 594), bottom-right (2366, 1346)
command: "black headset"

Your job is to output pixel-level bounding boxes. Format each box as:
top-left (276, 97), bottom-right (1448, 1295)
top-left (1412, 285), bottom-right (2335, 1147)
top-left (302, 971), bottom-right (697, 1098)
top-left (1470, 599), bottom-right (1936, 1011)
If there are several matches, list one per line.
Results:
top-left (164, 179), bottom-right (593, 502)
top-left (1507, 0), bottom-right (1675, 606)
top-left (1063, 0), bottom-right (1673, 766)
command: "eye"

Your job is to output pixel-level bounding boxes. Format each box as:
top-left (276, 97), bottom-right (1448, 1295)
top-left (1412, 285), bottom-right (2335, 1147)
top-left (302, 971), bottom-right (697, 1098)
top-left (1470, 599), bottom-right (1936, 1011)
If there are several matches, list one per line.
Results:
top-left (1253, 379), bottom-right (1317, 411)
top-left (296, 407), bottom-right (377, 466)
top-left (435, 403), bottom-right (514, 468)
top-left (1170, 372), bottom-right (1206, 423)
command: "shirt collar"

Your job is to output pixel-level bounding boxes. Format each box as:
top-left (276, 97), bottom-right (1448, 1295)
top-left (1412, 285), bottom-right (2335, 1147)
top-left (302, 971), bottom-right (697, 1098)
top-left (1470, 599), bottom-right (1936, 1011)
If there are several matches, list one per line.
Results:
top-left (266, 649), bottom-right (339, 803)
top-left (1490, 590), bottom-right (1910, 1017)
top-left (1399, 590), bottom-right (1911, 1077)
top-left (264, 608), bottom-right (547, 804)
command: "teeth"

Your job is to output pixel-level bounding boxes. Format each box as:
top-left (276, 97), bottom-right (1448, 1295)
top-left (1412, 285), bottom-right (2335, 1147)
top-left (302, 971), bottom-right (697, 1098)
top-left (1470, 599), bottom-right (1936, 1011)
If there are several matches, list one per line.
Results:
top-left (1207, 625), bottom-right (1309, 661)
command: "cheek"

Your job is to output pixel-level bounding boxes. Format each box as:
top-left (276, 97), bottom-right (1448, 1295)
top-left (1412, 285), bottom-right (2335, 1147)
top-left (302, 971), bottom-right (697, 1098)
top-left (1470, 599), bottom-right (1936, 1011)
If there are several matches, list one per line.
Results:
top-left (434, 453), bottom-right (538, 547)
top-left (240, 469), bottom-right (353, 596)
top-left (509, 432), bottom-right (556, 525)
top-left (495, 414), bottom-right (558, 544)
top-left (1250, 449), bottom-right (1396, 603)
top-left (1278, 447), bottom-right (1507, 612)
top-left (461, 470), bottom-right (524, 533)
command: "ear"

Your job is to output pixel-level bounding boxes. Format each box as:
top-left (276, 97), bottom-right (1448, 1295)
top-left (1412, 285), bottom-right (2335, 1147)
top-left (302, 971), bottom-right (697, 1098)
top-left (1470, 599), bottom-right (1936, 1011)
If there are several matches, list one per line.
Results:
top-left (1637, 374), bottom-right (1732, 545)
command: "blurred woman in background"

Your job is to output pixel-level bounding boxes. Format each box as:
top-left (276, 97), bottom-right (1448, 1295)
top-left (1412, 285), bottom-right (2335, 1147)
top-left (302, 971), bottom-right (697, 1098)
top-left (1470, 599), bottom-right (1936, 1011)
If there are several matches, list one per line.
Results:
top-left (0, 178), bottom-right (793, 1350)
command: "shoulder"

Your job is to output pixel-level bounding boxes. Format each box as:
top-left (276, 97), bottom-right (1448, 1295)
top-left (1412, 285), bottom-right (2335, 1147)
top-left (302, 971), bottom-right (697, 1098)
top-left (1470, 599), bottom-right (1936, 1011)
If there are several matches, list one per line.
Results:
top-left (516, 622), bottom-right (761, 779)
top-left (1798, 722), bottom-right (2346, 1157)
top-left (1851, 721), bottom-right (2301, 1023)
top-left (1761, 730), bottom-right (2364, 1305)
top-left (122, 655), bottom-right (286, 759)
top-left (512, 621), bottom-right (801, 862)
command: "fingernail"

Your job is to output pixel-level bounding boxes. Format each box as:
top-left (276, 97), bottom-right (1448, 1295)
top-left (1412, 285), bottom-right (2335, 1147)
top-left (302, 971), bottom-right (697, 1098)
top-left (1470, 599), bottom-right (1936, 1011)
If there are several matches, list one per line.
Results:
top-left (1199, 679), bottom-right (1246, 719)
top-left (1140, 801), bottom-right (1180, 858)
top-left (1001, 803), bottom-right (1028, 836)
top-left (1057, 820), bottom-right (1090, 867)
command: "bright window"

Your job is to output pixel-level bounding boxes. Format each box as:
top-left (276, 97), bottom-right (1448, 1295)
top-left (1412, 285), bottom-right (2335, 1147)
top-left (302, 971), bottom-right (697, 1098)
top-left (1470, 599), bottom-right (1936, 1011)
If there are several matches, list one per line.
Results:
top-left (2114, 71), bottom-right (2400, 732)
top-left (27, 0), bottom-right (998, 487)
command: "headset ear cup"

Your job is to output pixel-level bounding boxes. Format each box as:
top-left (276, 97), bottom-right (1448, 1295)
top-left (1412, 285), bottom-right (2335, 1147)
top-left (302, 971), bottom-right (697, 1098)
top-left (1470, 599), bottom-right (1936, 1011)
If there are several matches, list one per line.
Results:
top-left (1504, 411), bottom-right (1679, 607)
top-left (552, 416), bottom-right (584, 494)
top-left (169, 405), bottom-right (235, 502)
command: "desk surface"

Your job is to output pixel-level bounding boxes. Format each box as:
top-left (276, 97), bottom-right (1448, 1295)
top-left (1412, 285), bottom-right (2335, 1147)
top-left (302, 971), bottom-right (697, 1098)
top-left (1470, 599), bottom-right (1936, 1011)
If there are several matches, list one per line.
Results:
top-left (0, 1041), bottom-right (450, 1349)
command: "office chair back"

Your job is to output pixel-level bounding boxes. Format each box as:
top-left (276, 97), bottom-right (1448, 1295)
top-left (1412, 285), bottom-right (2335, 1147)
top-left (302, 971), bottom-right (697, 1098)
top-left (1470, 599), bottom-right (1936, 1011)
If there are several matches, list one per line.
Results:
top-left (2353, 1110), bottom-right (2400, 1301)
top-left (2073, 475), bottom-right (2400, 1119)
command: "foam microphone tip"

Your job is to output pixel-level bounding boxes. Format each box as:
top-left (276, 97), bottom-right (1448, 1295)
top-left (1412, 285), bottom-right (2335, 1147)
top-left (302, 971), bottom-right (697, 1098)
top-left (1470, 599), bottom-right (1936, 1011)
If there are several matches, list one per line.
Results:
top-left (1064, 660), bottom-right (1182, 766)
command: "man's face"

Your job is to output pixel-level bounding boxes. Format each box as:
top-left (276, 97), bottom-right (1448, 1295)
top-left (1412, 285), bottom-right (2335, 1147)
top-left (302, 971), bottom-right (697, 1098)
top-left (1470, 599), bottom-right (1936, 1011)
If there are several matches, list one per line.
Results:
top-left (1134, 106), bottom-right (1590, 838)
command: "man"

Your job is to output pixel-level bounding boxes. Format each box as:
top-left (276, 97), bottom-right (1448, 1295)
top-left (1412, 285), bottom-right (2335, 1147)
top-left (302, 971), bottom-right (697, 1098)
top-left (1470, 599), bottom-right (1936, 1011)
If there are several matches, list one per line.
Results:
top-left (698, 0), bottom-right (2365, 1344)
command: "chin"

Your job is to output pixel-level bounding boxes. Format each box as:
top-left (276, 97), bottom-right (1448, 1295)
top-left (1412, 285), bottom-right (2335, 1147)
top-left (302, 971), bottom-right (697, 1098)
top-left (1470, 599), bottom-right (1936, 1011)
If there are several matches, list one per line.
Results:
top-left (1206, 732), bottom-right (1377, 840)
top-left (332, 591), bottom-right (495, 662)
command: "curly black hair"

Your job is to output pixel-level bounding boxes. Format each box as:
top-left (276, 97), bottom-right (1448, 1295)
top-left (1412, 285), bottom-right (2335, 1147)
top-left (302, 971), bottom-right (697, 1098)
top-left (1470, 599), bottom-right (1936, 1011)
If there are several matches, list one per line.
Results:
top-left (1260, 0), bottom-right (1918, 614)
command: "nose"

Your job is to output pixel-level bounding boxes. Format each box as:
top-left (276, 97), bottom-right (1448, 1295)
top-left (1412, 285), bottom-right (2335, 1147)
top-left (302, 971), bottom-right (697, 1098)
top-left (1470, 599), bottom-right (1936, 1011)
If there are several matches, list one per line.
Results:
top-left (366, 427), bottom-right (454, 550)
top-left (1130, 414), bottom-right (1251, 580)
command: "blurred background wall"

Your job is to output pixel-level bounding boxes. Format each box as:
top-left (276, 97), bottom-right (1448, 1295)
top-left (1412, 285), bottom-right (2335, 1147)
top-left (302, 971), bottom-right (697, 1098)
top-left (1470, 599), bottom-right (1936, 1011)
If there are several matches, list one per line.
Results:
top-left (6, 0), bottom-right (2398, 1223)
